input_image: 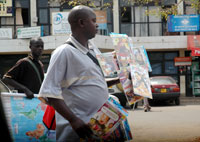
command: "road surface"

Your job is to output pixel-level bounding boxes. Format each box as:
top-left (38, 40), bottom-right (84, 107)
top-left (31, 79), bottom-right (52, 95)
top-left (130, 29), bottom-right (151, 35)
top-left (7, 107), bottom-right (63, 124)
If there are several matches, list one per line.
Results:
top-left (127, 104), bottom-right (200, 142)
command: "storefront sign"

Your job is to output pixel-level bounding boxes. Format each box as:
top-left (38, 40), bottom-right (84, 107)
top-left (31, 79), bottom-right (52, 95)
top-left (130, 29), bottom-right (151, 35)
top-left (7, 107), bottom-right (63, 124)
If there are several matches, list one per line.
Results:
top-left (17, 27), bottom-right (41, 39)
top-left (52, 12), bottom-right (71, 35)
top-left (167, 15), bottom-right (200, 32)
top-left (187, 35), bottom-right (200, 56)
top-left (174, 57), bottom-right (192, 66)
top-left (187, 35), bottom-right (200, 49)
top-left (0, 28), bottom-right (12, 39)
top-left (191, 48), bottom-right (200, 56)
top-left (0, 0), bottom-right (13, 16)
top-left (94, 10), bottom-right (107, 30)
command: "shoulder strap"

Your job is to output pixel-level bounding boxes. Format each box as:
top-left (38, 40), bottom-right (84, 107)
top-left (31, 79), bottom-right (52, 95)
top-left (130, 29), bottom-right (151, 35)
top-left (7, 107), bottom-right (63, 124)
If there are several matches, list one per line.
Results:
top-left (25, 58), bottom-right (42, 84)
top-left (65, 41), bottom-right (100, 68)
top-left (86, 52), bottom-right (101, 67)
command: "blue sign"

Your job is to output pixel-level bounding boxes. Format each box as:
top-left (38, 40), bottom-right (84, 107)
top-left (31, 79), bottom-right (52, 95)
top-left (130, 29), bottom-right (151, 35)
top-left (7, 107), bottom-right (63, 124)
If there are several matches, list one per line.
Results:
top-left (98, 23), bottom-right (107, 30)
top-left (167, 15), bottom-right (200, 32)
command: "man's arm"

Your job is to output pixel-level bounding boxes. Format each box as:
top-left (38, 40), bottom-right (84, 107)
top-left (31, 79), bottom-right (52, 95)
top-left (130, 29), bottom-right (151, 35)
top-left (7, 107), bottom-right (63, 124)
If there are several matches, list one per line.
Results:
top-left (2, 77), bottom-right (34, 99)
top-left (47, 98), bottom-right (93, 138)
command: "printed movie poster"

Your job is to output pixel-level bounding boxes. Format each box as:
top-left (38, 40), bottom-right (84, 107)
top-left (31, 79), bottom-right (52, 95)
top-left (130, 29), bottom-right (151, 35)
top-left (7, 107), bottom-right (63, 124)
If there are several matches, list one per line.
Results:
top-left (118, 68), bottom-right (143, 105)
top-left (88, 100), bottom-right (125, 140)
top-left (110, 33), bottom-right (134, 68)
top-left (130, 45), bottom-right (152, 72)
top-left (130, 65), bottom-right (152, 99)
top-left (107, 118), bottom-right (133, 141)
top-left (130, 46), bottom-right (146, 68)
top-left (96, 51), bottom-right (119, 78)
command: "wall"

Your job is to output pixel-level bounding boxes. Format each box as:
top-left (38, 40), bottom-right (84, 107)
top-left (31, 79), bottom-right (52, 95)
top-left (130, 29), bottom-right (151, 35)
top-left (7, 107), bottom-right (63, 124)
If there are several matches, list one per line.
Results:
top-left (0, 35), bottom-right (188, 54)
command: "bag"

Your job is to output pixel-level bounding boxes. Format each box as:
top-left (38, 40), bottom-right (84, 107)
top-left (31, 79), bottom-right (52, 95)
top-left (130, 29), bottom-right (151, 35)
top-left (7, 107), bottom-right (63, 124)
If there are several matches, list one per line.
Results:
top-left (43, 105), bottom-right (56, 130)
top-left (25, 58), bottom-right (42, 84)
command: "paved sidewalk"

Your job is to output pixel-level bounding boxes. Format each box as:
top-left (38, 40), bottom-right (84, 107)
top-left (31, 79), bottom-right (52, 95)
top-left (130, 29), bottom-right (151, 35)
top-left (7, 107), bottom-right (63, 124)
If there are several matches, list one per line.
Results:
top-left (127, 105), bottom-right (200, 142)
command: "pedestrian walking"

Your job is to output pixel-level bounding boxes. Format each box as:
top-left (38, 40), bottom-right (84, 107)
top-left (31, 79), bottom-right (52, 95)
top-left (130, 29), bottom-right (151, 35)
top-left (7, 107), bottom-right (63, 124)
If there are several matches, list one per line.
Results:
top-left (143, 98), bottom-right (151, 112)
top-left (2, 37), bottom-right (44, 99)
top-left (38, 5), bottom-right (118, 142)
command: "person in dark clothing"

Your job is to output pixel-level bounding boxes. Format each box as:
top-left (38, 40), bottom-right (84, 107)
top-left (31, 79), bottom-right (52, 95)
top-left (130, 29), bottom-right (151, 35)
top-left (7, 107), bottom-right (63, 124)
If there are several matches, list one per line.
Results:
top-left (2, 37), bottom-right (44, 99)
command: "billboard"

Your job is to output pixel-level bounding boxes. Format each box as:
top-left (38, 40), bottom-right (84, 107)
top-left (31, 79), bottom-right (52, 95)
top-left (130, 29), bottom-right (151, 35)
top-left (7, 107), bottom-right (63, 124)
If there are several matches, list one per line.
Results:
top-left (95, 10), bottom-right (107, 30)
top-left (52, 12), bottom-right (71, 35)
top-left (167, 15), bottom-right (200, 32)
top-left (174, 57), bottom-right (192, 66)
top-left (17, 27), bottom-right (41, 39)
top-left (187, 35), bottom-right (200, 56)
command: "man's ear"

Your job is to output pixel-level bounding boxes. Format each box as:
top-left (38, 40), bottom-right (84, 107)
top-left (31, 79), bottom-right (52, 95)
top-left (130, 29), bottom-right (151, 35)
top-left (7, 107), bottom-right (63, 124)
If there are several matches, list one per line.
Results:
top-left (78, 19), bottom-right (85, 28)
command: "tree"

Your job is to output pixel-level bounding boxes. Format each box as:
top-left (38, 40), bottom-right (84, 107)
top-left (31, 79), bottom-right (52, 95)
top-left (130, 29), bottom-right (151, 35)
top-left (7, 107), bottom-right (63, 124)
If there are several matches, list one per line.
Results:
top-left (48, 0), bottom-right (200, 20)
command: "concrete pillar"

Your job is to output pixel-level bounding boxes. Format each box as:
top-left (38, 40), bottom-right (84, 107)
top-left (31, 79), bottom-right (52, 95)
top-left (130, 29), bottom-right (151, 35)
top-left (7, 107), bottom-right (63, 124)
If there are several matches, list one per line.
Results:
top-left (177, 0), bottom-right (184, 15)
top-left (30, 0), bottom-right (37, 27)
top-left (113, 0), bottom-right (119, 33)
top-left (179, 50), bottom-right (186, 97)
top-left (178, 0), bottom-right (186, 96)
top-left (177, 0), bottom-right (184, 36)
top-left (179, 50), bottom-right (185, 57)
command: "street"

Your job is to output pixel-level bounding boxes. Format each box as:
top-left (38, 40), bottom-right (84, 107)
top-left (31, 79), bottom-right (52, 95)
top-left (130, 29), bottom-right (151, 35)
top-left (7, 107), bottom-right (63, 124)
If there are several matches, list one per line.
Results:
top-left (127, 104), bottom-right (200, 142)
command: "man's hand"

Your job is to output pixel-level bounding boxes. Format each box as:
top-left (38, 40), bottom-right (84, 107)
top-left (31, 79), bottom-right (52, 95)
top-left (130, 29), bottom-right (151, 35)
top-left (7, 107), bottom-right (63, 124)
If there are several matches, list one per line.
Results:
top-left (47, 98), bottom-right (94, 139)
top-left (23, 87), bottom-right (34, 99)
top-left (70, 117), bottom-right (93, 139)
top-left (2, 77), bottom-right (34, 99)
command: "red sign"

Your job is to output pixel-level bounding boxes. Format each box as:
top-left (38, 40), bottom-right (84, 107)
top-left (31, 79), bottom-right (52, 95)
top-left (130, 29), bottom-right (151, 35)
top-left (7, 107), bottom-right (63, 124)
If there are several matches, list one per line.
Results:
top-left (191, 47), bottom-right (200, 56)
top-left (174, 57), bottom-right (192, 66)
top-left (187, 35), bottom-right (200, 49)
top-left (187, 35), bottom-right (200, 56)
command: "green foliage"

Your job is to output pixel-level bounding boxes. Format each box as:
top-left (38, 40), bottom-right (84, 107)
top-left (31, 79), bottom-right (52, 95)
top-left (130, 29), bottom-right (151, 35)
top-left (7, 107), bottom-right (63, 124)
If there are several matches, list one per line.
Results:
top-left (49, 0), bottom-right (199, 19)
top-left (190, 0), bottom-right (200, 11)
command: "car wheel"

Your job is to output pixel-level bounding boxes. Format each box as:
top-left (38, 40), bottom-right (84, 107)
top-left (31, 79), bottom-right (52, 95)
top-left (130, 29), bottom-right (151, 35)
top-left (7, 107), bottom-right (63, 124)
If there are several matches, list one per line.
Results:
top-left (175, 98), bottom-right (180, 105)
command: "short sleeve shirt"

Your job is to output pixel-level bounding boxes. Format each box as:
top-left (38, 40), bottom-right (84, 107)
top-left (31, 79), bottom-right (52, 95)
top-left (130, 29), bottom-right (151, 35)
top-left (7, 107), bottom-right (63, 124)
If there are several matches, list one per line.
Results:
top-left (4, 55), bottom-right (44, 94)
top-left (39, 36), bottom-right (109, 141)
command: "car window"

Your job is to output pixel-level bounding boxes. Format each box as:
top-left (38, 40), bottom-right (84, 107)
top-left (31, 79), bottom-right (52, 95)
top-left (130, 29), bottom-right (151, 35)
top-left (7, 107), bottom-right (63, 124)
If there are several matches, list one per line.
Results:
top-left (0, 80), bottom-right (10, 93)
top-left (150, 77), bottom-right (176, 85)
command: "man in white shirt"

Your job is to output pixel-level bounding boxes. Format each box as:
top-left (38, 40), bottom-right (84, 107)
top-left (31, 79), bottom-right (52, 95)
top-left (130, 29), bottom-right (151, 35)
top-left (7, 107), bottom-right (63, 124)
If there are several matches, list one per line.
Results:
top-left (39, 5), bottom-right (118, 141)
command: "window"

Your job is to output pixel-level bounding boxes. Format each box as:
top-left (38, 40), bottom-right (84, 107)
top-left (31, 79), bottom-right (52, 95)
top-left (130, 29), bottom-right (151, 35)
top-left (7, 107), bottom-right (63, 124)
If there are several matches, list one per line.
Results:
top-left (121, 7), bottom-right (131, 23)
top-left (165, 61), bottom-right (177, 74)
top-left (148, 51), bottom-right (179, 76)
top-left (36, 0), bottom-right (113, 36)
top-left (0, 0), bottom-right (30, 38)
top-left (120, 5), bottom-right (163, 37)
top-left (151, 63), bottom-right (162, 75)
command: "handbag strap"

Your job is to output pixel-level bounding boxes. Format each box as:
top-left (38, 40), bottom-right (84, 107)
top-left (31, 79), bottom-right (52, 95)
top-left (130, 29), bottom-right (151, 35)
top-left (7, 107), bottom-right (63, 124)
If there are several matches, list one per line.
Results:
top-left (65, 41), bottom-right (101, 68)
top-left (25, 58), bottom-right (42, 84)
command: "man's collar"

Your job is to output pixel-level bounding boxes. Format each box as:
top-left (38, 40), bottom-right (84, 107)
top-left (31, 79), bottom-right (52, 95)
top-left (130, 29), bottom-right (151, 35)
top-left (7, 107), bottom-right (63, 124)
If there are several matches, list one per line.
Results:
top-left (67, 35), bottom-right (94, 54)
top-left (28, 54), bottom-right (34, 60)
top-left (28, 54), bottom-right (39, 62)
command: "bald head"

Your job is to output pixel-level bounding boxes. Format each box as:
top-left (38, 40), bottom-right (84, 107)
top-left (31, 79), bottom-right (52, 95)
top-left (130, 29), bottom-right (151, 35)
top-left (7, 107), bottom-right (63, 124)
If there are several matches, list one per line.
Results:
top-left (68, 5), bottom-right (98, 41)
top-left (30, 37), bottom-right (43, 47)
top-left (68, 5), bottom-right (96, 25)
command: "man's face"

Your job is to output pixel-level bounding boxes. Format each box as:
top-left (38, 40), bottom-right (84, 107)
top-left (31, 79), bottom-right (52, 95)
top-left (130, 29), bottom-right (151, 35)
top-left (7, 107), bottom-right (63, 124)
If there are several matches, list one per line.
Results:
top-left (30, 41), bottom-right (44, 57)
top-left (83, 12), bottom-right (98, 39)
